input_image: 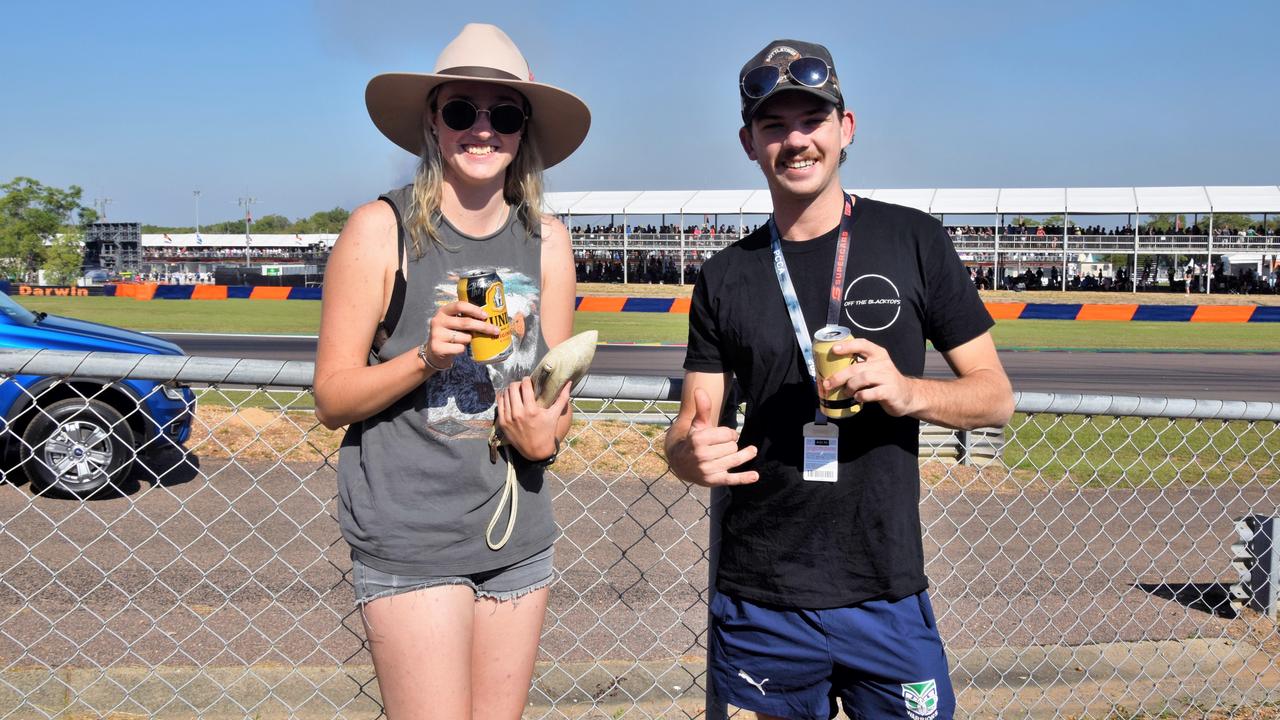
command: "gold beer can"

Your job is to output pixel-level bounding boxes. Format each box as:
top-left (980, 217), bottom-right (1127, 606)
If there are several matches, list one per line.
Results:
top-left (456, 269), bottom-right (513, 364)
top-left (812, 325), bottom-right (860, 419)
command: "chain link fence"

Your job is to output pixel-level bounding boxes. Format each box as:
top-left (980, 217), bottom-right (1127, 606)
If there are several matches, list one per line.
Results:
top-left (0, 349), bottom-right (1276, 719)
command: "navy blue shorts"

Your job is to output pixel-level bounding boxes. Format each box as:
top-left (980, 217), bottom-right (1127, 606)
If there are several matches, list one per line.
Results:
top-left (709, 589), bottom-right (955, 720)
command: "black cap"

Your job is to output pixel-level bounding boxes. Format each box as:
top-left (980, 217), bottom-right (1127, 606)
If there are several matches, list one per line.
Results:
top-left (739, 39), bottom-right (844, 125)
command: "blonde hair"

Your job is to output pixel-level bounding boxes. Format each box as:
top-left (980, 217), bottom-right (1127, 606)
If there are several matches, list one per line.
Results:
top-left (404, 87), bottom-right (546, 257)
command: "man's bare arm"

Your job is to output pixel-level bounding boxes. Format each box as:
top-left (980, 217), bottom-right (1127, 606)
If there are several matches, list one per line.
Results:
top-left (824, 332), bottom-right (1014, 430)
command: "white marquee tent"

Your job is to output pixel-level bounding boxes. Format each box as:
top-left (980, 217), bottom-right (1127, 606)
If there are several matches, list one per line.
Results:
top-left (140, 185), bottom-right (1277, 292)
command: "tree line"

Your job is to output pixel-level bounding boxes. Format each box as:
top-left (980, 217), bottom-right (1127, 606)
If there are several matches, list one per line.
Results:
top-left (143, 207), bottom-right (350, 235)
top-left (0, 176), bottom-right (355, 285)
top-left (0, 177), bottom-right (96, 285)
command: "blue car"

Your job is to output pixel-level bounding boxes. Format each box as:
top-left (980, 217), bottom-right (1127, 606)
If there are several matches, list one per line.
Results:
top-left (0, 291), bottom-right (195, 496)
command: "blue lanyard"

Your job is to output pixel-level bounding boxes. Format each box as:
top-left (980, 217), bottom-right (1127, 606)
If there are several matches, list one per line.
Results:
top-left (768, 193), bottom-right (856, 389)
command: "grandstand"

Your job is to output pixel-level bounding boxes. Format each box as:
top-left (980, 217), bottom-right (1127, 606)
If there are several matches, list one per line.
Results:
top-left (139, 232), bottom-right (336, 282)
top-left (138, 185), bottom-right (1280, 292)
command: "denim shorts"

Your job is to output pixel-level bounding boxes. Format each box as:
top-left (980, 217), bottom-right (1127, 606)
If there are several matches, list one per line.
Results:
top-left (352, 545), bottom-right (555, 606)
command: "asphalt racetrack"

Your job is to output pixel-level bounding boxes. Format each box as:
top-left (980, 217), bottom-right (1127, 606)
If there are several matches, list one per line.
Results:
top-left (154, 333), bottom-right (1277, 401)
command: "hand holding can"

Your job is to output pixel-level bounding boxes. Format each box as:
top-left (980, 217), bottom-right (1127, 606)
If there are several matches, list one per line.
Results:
top-left (457, 269), bottom-right (513, 364)
top-left (812, 325), bottom-right (861, 419)
top-left (424, 300), bottom-right (496, 371)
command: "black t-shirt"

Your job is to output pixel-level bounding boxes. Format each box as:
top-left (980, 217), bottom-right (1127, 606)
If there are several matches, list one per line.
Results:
top-left (684, 197), bottom-right (993, 609)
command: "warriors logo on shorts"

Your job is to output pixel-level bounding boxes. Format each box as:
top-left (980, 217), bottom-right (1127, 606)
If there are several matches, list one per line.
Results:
top-left (903, 679), bottom-right (939, 720)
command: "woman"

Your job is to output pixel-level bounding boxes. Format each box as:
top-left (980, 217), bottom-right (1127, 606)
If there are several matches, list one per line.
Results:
top-left (314, 24), bottom-right (589, 719)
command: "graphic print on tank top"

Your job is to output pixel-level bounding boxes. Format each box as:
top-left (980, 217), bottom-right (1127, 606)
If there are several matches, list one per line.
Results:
top-left (422, 267), bottom-right (541, 440)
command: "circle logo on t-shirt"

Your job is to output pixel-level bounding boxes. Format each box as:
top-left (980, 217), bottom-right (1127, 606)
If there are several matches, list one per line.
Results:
top-left (843, 274), bottom-right (902, 332)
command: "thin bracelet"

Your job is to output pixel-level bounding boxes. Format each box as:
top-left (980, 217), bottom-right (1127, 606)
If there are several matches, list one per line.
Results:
top-left (417, 342), bottom-right (450, 372)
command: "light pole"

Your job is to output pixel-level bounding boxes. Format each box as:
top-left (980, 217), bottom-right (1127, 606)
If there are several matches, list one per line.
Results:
top-left (238, 196), bottom-right (258, 268)
top-left (93, 197), bottom-right (113, 222)
top-left (193, 190), bottom-right (201, 237)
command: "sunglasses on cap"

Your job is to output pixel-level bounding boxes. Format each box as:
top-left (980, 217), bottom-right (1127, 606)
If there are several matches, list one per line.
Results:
top-left (740, 56), bottom-right (833, 99)
top-left (438, 99), bottom-right (528, 135)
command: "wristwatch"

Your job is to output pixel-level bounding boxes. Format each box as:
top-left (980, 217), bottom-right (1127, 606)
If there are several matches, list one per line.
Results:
top-left (526, 438), bottom-right (561, 468)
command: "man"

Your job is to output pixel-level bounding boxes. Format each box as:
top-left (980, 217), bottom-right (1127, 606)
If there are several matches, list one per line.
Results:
top-left (664, 39), bottom-right (1014, 720)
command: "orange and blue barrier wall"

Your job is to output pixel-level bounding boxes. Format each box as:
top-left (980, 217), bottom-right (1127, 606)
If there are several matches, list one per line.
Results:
top-left (102, 284), bottom-right (323, 300)
top-left (5, 283), bottom-right (1277, 321)
top-left (570, 297), bottom-right (1280, 322)
top-left (979, 302), bottom-right (1279, 322)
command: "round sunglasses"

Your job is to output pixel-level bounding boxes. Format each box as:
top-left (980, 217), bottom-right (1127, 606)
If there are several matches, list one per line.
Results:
top-left (741, 57), bottom-right (832, 99)
top-left (438, 99), bottom-right (528, 135)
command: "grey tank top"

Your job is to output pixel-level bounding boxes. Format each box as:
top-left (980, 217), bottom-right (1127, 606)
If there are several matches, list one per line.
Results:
top-left (337, 184), bottom-right (554, 575)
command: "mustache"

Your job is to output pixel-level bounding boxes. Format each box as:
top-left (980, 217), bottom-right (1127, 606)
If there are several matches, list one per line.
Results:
top-left (778, 153), bottom-right (819, 164)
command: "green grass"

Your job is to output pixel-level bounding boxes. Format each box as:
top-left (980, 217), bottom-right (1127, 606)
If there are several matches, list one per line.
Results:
top-left (1003, 414), bottom-right (1278, 488)
top-left (572, 311), bottom-right (690, 344)
top-left (992, 319), bottom-right (1280, 352)
top-left (9, 296), bottom-right (1280, 351)
top-left (14, 296), bottom-right (321, 334)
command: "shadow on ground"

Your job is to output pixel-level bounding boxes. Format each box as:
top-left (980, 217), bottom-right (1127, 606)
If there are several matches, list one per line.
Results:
top-left (1135, 581), bottom-right (1237, 619)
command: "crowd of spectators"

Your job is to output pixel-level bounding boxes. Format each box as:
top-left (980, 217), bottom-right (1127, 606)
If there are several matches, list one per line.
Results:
top-left (571, 222), bottom-right (1280, 239)
top-left (571, 221), bottom-right (1280, 240)
top-left (948, 223), bottom-right (1278, 237)
top-left (578, 254), bottom-right (701, 283)
top-left (135, 224), bottom-right (1278, 295)
top-left (978, 266), bottom-right (1133, 292)
top-left (976, 259), bottom-right (1279, 295)
top-left (127, 271), bottom-right (216, 285)
top-left (144, 247), bottom-right (316, 260)
top-left (569, 222), bottom-right (1279, 242)
top-left (571, 224), bottom-right (757, 238)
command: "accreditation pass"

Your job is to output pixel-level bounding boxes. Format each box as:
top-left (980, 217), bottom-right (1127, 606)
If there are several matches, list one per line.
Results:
top-left (802, 421), bottom-right (839, 482)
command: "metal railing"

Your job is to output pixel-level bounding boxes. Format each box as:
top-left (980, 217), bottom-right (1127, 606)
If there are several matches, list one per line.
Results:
top-left (0, 349), bottom-right (1277, 719)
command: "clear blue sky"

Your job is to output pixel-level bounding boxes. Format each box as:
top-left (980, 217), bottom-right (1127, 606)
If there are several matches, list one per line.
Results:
top-left (2, 1), bottom-right (1277, 226)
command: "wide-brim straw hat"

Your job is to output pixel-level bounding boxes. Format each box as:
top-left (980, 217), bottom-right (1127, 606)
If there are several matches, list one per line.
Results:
top-left (365, 23), bottom-right (591, 169)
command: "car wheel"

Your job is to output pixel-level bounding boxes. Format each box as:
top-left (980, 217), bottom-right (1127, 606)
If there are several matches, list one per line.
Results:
top-left (22, 398), bottom-right (136, 497)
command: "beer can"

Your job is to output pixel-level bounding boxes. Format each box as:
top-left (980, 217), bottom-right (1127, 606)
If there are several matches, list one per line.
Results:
top-left (812, 325), bottom-right (860, 419)
top-left (456, 269), bottom-right (513, 364)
